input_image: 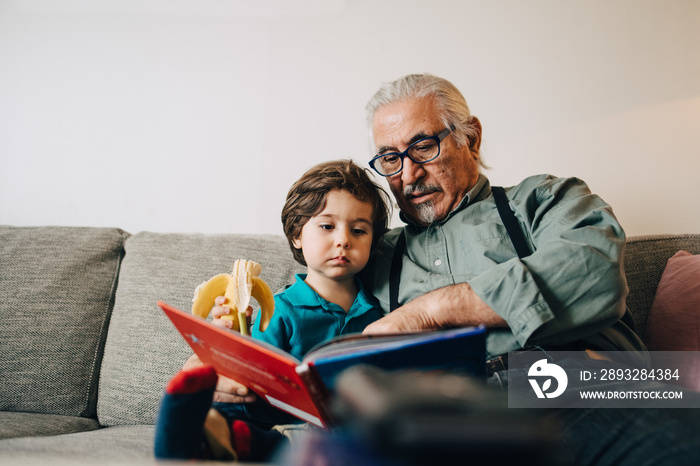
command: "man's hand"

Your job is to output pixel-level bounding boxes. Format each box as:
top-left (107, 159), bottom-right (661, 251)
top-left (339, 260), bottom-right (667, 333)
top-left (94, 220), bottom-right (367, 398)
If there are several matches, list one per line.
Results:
top-left (182, 353), bottom-right (256, 404)
top-left (363, 282), bottom-right (507, 334)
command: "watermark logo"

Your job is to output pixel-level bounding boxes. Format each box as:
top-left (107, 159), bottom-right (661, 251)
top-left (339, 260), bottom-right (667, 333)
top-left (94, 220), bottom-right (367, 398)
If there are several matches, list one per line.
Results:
top-left (528, 358), bottom-right (568, 399)
top-left (508, 351), bottom-right (700, 408)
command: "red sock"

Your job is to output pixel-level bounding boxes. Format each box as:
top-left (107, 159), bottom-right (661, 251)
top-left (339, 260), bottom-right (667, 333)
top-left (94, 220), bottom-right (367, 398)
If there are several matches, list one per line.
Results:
top-left (231, 420), bottom-right (252, 460)
top-left (154, 365), bottom-right (219, 460)
top-left (229, 419), bottom-right (287, 461)
top-left (166, 365), bottom-right (218, 395)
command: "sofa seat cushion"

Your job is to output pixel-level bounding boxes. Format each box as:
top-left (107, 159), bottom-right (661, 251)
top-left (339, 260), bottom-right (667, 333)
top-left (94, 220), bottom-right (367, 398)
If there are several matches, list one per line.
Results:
top-left (97, 232), bottom-right (304, 426)
top-left (0, 425), bottom-right (155, 460)
top-left (0, 226), bottom-right (128, 418)
top-left (0, 412), bottom-right (100, 440)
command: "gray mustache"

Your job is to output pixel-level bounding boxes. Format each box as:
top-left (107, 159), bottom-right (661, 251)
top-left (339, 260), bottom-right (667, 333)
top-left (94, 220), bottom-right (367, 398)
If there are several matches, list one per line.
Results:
top-left (403, 183), bottom-right (442, 199)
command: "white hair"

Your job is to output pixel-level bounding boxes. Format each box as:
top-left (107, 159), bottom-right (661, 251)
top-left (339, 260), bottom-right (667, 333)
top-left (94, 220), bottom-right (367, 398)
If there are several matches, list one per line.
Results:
top-left (365, 73), bottom-right (486, 169)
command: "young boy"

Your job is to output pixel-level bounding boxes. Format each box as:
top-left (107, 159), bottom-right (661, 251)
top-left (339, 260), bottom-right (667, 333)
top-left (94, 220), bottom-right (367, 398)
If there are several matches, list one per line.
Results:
top-left (155, 160), bottom-right (391, 461)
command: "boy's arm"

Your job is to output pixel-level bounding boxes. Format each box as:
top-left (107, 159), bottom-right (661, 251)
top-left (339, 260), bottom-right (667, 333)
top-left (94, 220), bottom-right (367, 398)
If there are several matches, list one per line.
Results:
top-left (189, 296), bottom-right (257, 403)
top-left (182, 353), bottom-right (257, 403)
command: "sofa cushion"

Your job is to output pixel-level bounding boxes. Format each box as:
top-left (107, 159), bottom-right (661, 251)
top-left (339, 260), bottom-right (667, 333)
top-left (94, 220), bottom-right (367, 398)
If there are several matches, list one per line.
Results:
top-left (97, 232), bottom-right (305, 426)
top-left (0, 226), bottom-right (127, 418)
top-left (0, 425), bottom-right (155, 460)
top-left (0, 412), bottom-right (100, 440)
top-left (623, 234), bottom-right (700, 342)
top-left (646, 250), bottom-right (700, 351)
top-left (645, 250), bottom-right (700, 392)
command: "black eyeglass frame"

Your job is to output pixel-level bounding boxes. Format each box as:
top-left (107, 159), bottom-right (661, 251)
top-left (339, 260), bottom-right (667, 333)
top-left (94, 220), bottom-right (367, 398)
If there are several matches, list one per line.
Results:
top-left (368, 128), bottom-right (451, 177)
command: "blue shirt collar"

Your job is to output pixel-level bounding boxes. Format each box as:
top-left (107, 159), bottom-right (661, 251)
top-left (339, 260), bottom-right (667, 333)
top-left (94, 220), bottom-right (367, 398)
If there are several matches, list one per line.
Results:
top-left (283, 273), bottom-right (376, 315)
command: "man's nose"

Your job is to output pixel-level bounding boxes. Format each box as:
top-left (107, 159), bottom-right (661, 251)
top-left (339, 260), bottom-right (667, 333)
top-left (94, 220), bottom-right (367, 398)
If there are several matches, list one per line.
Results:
top-left (400, 157), bottom-right (424, 185)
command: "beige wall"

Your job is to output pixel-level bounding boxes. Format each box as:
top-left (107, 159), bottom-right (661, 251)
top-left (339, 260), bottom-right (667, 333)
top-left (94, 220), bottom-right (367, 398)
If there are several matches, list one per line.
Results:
top-left (1, 0), bottom-right (698, 236)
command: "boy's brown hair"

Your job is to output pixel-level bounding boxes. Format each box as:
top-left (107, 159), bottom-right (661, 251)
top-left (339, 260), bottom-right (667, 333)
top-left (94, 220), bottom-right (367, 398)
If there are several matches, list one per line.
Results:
top-left (281, 159), bottom-right (391, 266)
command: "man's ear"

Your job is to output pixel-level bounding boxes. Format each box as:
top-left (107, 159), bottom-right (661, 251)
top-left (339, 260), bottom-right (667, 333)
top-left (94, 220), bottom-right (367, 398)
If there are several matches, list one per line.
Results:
top-left (468, 116), bottom-right (482, 155)
top-left (292, 236), bottom-right (302, 249)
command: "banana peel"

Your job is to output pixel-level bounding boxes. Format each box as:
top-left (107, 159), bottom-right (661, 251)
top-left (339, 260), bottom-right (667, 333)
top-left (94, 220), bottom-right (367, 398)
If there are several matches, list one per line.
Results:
top-left (192, 259), bottom-right (275, 335)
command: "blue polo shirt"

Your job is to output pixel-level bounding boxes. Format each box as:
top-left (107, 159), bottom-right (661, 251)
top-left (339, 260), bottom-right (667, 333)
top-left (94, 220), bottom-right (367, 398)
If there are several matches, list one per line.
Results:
top-left (251, 274), bottom-right (384, 360)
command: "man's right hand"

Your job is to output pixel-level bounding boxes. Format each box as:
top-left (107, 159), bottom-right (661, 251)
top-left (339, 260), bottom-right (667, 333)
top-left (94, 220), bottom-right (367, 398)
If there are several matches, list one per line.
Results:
top-left (182, 354), bottom-right (256, 404)
top-left (363, 282), bottom-right (507, 335)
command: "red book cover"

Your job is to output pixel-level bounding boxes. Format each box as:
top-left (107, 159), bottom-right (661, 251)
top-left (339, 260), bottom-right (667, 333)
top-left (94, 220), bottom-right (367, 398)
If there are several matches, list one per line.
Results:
top-left (160, 301), bottom-right (331, 428)
top-left (159, 301), bottom-right (486, 429)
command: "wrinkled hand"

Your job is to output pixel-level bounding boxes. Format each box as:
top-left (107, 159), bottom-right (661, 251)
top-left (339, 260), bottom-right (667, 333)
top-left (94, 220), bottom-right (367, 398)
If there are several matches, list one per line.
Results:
top-left (182, 353), bottom-right (256, 403)
top-left (210, 296), bottom-right (253, 331)
top-left (363, 283), bottom-right (506, 335)
top-left (363, 298), bottom-right (439, 335)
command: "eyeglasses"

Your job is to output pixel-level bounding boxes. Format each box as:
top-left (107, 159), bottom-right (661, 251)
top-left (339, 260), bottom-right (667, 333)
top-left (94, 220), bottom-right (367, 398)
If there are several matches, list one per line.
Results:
top-left (369, 128), bottom-right (451, 177)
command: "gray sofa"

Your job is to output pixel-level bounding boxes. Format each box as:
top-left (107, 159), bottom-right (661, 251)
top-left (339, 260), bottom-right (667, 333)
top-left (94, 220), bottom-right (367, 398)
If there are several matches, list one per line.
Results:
top-left (1, 225), bottom-right (699, 463)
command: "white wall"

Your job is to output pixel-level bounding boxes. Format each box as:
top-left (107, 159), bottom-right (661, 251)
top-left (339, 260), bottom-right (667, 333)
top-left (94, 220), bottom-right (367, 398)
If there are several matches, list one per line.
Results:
top-left (1, 0), bottom-right (698, 236)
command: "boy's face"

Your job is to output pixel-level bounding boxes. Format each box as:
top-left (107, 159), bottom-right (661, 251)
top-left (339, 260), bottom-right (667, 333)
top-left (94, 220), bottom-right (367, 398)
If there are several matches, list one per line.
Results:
top-left (293, 189), bottom-right (374, 289)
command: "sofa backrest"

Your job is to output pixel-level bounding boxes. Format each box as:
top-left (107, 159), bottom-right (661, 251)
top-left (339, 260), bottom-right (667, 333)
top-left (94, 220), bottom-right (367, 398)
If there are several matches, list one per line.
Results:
top-left (0, 226), bottom-right (128, 418)
top-left (624, 234), bottom-right (700, 342)
top-left (96, 231), bottom-right (305, 427)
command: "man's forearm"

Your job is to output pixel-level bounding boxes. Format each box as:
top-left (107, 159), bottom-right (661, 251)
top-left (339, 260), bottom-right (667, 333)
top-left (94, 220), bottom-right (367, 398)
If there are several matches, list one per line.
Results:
top-left (364, 282), bottom-right (507, 334)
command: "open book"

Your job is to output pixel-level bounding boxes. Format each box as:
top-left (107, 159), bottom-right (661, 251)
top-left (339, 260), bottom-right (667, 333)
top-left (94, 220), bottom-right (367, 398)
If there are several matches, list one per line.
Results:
top-left (159, 301), bottom-right (486, 429)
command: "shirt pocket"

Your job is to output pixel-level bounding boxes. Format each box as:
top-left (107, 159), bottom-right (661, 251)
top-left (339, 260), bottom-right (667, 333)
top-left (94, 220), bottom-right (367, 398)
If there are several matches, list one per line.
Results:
top-left (456, 222), bottom-right (517, 273)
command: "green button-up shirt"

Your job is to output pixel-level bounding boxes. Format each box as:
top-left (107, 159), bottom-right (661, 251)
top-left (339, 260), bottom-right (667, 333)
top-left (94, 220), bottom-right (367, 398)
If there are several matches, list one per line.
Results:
top-left (366, 174), bottom-right (644, 359)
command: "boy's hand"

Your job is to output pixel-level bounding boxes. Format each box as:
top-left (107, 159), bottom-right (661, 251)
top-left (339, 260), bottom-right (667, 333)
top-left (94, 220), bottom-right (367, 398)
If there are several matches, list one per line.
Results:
top-left (211, 296), bottom-right (253, 330)
top-left (211, 296), bottom-right (233, 329)
top-left (182, 353), bottom-right (257, 403)
top-left (196, 296), bottom-right (255, 402)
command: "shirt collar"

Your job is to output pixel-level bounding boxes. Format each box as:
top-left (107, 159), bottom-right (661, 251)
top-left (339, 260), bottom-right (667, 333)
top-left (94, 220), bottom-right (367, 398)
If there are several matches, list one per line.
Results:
top-left (399, 174), bottom-right (491, 228)
top-left (283, 273), bottom-right (374, 313)
top-left (283, 274), bottom-right (315, 307)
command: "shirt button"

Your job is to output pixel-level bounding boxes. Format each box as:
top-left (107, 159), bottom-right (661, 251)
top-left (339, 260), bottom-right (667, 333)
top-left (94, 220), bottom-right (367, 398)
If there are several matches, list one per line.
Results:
top-left (434, 259), bottom-right (442, 266)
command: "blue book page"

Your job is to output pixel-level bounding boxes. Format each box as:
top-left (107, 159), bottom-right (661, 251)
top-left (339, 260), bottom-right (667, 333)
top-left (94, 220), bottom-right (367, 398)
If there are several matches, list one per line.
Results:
top-left (306, 325), bottom-right (487, 391)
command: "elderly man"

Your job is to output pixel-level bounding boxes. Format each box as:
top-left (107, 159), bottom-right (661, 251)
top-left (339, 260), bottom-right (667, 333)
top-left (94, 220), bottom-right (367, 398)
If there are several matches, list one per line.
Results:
top-left (362, 73), bottom-right (643, 360)
top-left (361, 73), bottom-right (699, 466)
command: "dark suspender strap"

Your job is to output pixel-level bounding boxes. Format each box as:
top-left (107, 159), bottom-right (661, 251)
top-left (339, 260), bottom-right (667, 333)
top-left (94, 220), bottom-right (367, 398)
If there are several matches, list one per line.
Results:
top-left (491, 186), bottom-right (639, 340)
top-left (389, 230), bottom-right (406, 312)
top-left (492, 186), bottom-right (532, 259)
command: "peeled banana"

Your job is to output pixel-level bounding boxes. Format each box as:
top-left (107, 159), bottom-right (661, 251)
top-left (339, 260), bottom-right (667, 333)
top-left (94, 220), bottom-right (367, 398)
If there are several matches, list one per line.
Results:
top-left (192, 259), bottom-right (275, 335)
